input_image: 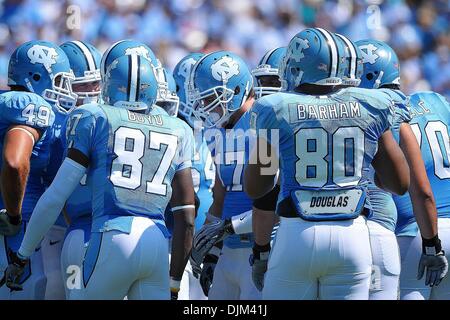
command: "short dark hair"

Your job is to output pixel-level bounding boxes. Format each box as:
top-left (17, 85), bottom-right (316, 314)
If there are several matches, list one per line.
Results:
top-left (295, 83), bottom-right (337, 95)
top-left (380, 84), bottom-right (400, 90)
top-left (9, 85), bottom-right (29, 92)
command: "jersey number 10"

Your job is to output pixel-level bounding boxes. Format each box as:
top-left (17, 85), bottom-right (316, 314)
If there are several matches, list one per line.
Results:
top-left (411, 121), bottom-right (450, 179)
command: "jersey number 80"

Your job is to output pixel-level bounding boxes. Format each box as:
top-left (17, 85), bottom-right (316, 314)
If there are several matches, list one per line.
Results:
top-left (295, 126), bottom-right (365, 188)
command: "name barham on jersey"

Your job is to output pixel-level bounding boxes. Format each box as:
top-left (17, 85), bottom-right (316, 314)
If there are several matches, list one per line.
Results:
top-left (295, 101), bottom-right (362, 120)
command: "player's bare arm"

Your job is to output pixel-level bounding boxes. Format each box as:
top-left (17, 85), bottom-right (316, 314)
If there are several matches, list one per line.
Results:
top-left (244, 137), bottom-right (278, 199)
top-left (205, 172), bottom-right (226, 222)
top-left (170, 167), bottom-right (196, 281)
top-left (1, 125), bottom-right (41, 218)
top-left (253, 208), bottom-right (277, 246)
top-left (399, 122), bottom-right (438, 239)
top-left (372, 129), bottom-right (410, 195)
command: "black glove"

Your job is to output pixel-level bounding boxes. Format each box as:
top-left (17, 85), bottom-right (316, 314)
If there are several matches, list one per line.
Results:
top-left (0, 249), bottom-right (29, 291)
top-left (0, 209), bottom-right (22, 236)
top-left (249, 243), bottom-right (271, 291)
top-left (192, 218), bottom-right (234, 266)
top-left (170, 290), bottom-right (178, 300)
top-left (418, 235), bottom-right (448, 287)
top-left (200, 253), bottom-right (219, 297)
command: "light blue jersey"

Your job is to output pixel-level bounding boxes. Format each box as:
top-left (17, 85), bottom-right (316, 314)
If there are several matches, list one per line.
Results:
top-left (206, 111), bottom-right (255, 248)
top-left (366, 89), bottom-right (409, 231)
top-left (0, 91), bottom-right (55, 222)
top-left (65, 105), bottom-right (171, 240)
top-left (394, 92), bottom-right (450, 236)
top-left (66, 103), bottom-right (194, 235)
top-left (251, 88), bottom-right (393, 221)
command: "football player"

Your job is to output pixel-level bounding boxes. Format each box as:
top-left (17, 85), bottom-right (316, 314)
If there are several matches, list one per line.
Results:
top-left (189, 51), bottom-right (262, 300)
top-left (393, 92), bottom-right (450, 299)
top-left (100, 39), bottom-right (169, 105)
top-left (155, 68), bottom-right (180, 117)
top-left (191, 47), bottom-right (287, 295)
top-left (245, 27), bottom-right (410, 300)
top-left (356, 39), bottom-right (447, 299)
top-left (251, 47), bottom-right (286, 99)
top-left (55, 40), bottom-right (102, 299)
top-left (1, 54), bottom-right (195, 300)
top-left (170, 53), bottom-right (215, 300)
top-left (0, 40), bottom-right (76, 299)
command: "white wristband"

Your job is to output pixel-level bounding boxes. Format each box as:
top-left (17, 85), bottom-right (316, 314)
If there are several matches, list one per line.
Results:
top-left (171, 204), bottom-right (195, 212)
top-left (231, 210), bottom-right (253, 235)
top-left (170, 278), bottom-right (181, 291)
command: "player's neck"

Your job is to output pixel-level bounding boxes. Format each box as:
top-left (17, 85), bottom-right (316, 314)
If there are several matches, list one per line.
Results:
top-left (225, 97), bottom-right (255, 128)
top-left (295, 84), bottom-right (336, 95)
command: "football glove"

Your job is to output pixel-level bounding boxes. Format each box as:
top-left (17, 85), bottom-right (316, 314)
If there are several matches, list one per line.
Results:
top-left (249, 243), bottom-right (271, 291)
top-left (417, 235), bottom-right (449, 287)
top-left (192, 219), bottom-right (234, 264)
top-left (0, 249), bottom-right (29, 291)
top-left (199, 251), bottom-right (219, 297)
top-left (0, 209), bottom-right (22, 236)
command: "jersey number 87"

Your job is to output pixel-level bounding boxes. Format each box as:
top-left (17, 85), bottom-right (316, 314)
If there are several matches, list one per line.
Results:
top-left (110, 127), bottom-right (178, 196)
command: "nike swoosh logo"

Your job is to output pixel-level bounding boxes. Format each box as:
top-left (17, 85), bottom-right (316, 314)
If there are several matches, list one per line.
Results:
top-left (240, 217), bottom-right (245, 221)
top-left (49, 240), bottom-right (61, 246)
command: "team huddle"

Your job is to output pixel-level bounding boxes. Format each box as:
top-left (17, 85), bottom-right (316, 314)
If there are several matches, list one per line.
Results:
top-left (0, 26), bottom-right (449, 300)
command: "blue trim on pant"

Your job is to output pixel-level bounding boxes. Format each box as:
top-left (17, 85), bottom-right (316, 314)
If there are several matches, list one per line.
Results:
top-left (82, 232), bottom-right (103, 288)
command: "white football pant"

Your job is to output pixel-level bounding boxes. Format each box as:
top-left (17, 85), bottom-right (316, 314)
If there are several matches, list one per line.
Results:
top-left (41, 225), bottom-right (66, 299)
top-left (69, 217), bottom-right (169, 300)
top-left (177, 260), bottom-right (207, 300)
top-left (263, 216), bottom-right (372, 300)
top-left (61, 228), bottom-right (88, 299)
top-left (208, 246), bottom-right (262, 300)
top-left (367, 220), bottom-right (400, 300)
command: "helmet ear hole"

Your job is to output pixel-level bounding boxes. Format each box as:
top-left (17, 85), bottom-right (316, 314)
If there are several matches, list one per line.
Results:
top-left (234, 86), bottom-right (240, 95)
top-left (32, 74), bottom-right (41, 81)
top-left (366, 73), bottom-right (374, 80)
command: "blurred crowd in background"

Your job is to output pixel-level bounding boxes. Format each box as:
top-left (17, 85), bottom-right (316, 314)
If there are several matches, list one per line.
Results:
top-left (0, 0), bottom-right (448, 98)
